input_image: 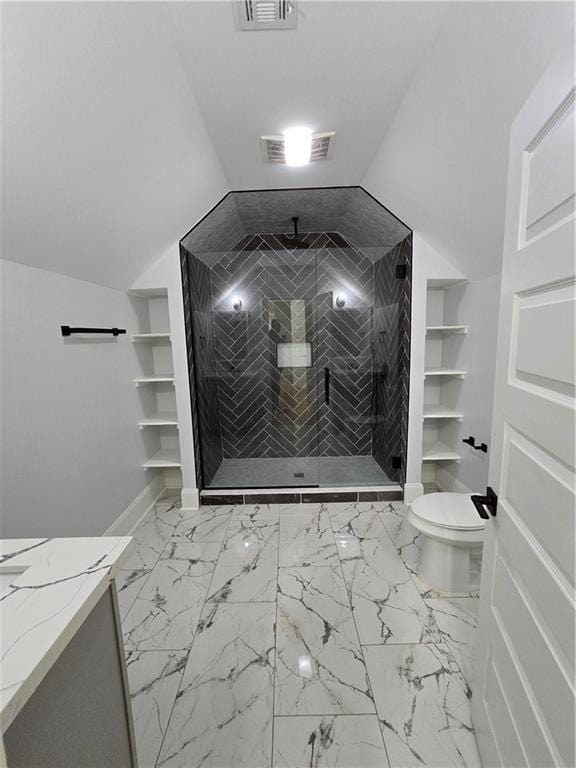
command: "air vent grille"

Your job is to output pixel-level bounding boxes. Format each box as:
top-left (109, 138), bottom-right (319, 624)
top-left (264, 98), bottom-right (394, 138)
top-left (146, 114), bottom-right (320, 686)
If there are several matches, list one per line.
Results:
top-left (261, 132), bottom-right (335, 163)
top-left (235, 1), bottom-right (297, 30)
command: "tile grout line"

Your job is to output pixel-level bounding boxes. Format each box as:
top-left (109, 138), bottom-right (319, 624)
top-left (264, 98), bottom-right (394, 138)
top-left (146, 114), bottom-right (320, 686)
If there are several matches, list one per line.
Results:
top-left (151, 502), bottom-right (238, 768)
top-left (270, 505), bottom-right (280, 768)
top-left (326, 501), bottom-right (393, 768)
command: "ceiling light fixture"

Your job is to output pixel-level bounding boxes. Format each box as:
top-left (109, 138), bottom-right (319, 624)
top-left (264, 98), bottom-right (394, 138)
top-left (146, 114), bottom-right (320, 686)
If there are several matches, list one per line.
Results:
top-left (283, 127), bottom-right (312, 167)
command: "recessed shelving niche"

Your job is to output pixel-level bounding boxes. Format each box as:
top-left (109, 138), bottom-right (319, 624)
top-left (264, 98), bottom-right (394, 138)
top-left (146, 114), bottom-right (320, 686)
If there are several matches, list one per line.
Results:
top-left (131, 288), bottom-right (181, 480)
top-left (421, 281), bottom-right (468, 486)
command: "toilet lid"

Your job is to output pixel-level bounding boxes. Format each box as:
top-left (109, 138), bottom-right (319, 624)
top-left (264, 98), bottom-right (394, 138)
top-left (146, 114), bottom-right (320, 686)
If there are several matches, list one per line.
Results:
top-left (411, 493), bottom-right (485, 531)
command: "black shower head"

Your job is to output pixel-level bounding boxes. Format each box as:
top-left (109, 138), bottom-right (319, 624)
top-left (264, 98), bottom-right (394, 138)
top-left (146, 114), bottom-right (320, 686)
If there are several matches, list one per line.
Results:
top-left (277, 216), bottom-right (310, 249)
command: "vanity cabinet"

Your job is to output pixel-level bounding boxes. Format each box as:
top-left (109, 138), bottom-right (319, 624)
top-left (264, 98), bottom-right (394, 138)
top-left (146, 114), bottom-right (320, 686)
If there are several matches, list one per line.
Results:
top-left (4, 586), bottom-right (137, 768)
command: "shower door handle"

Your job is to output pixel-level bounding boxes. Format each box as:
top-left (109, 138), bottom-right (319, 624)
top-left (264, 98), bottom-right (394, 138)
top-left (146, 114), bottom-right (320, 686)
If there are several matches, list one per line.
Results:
top-left (324, 367), bottom-right (330, 405)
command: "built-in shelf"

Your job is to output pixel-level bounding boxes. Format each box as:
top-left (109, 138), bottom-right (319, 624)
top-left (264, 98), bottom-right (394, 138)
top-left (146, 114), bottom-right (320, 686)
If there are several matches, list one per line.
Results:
top-left (423, 405), bottom-right (463, 420)
top-left (422, 441), bottom-right (461, 462)
top-left (425, 325), bottom-right (469, 334)
top-left (138, 412), bottom-right (178, 428)
top-left (134, 375), bottom-right (174, 385)
top-left (424, 367), bottom-right (466, 377)
top-left (131, 333), bottom-right (171, 343)
top-left (142, 448), bottom-right (181, 470)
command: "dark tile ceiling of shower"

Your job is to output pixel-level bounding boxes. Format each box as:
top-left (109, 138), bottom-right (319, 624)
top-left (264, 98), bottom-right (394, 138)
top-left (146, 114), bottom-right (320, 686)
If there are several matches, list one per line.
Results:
top-left (181, 187), bottom-right (410, 265)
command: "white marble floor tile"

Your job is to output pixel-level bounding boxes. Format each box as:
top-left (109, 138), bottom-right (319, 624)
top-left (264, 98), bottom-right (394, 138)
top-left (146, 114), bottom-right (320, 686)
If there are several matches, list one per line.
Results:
top-left (279, 507), bottom-right (339, 567)
top-left (172, 506), bottom-right (232, 543)
top-left (275, 564), bottom-right (375, 716)
top-left (272, 715), bottom-right (389, 767)
top-left (379, 511), bottom-right (423, 577)
top-left (206, 520), bottom-right (279, 603)
top-left (328, 502), bottom-right (389, 539)
top-left (125, 649), bottom-right (187, 768)
top-left (122, 542), bottom-right (220, 651)
top-left (115, 568), bottom-right (152, 618)
top-left (364, 643), bottom-right (481, 767)
top-left (157, 602), bottom-right (275, 768)
top-left (218, 519), bottom-right (279, 566)
top-left (424, 598), bottom-right (479, 689)
top-left (232, 503), bottom-right (280, 521)
top-left (337, 537), bottom-right (440, 645)
top-left (122, 499), bottom-right (183, 571)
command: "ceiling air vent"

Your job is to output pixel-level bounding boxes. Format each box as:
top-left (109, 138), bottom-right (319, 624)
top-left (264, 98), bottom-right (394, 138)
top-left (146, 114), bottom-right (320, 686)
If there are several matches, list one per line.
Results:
top-left (234, 1), bottom-right (297, 31)
top-left (261, 132), bottom-right (335, 163)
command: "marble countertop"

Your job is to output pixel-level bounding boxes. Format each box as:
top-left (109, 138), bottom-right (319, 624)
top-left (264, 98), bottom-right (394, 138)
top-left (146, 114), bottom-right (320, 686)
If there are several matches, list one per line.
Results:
top-left (0, 536), bottom-right (132, 734)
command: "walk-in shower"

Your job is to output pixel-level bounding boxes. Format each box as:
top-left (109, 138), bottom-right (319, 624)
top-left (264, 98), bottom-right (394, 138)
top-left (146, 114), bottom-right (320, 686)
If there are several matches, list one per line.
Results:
top-left (181, 187), bottom-right (411, 492)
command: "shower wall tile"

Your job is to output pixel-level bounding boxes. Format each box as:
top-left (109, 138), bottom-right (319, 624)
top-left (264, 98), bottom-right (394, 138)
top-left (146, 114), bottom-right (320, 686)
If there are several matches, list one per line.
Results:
top-left (183, 227), bottom-right (411, 487)
top-left (208, 232), bottom-right (375, 462)
top-left (183, 248), bottom-right (223, 486)
top-left (371, 235), bottom-right (411, 483)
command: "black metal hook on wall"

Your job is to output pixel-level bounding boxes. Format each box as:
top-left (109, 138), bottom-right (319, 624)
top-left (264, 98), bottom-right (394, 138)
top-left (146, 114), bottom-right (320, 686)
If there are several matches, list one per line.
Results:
top-left (462, 435), bottom-right (488, 453)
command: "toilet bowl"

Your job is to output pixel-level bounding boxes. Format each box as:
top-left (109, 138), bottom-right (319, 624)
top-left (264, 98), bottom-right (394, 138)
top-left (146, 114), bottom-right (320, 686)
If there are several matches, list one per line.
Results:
top-left (407, 493), bottom-right (484, 594)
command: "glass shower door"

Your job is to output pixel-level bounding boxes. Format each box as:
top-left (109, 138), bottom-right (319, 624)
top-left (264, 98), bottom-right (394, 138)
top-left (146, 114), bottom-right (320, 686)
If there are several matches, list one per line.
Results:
top-left (258, 246), bottom-right (320, 487)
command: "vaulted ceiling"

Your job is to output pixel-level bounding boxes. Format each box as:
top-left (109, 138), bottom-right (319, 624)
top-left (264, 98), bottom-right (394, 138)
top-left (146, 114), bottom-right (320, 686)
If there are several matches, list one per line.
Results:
top-left (163, 1), bottom-right (449, 189)
top-left (1, 2), bottom-right (573, 288)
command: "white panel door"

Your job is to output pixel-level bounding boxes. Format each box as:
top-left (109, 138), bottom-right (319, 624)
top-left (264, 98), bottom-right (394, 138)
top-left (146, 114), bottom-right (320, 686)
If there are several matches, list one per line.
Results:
top-left (472, 39), bottom-right (575, 768)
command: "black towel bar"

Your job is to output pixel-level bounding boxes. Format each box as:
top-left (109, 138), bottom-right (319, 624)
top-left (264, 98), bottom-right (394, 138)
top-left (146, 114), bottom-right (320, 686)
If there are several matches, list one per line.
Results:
top-left (61, 326), bottom-right (126, 337)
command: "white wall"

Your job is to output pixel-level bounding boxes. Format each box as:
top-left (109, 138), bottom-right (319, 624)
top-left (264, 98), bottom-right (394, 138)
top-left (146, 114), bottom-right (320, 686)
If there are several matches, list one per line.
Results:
top-left (436, 275), bottom-right (501, 493)
top-left (0, 260), bottom-right (151, 537)
top-left (363, 2), bottom-right (574, 281)
top-left (405, 235), bottom-right (464, 502)
top-left (1, 2), bottom-right (229, 289)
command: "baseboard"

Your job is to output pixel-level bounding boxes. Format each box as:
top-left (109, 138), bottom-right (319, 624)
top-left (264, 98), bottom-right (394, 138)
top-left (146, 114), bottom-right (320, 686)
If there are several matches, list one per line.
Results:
top-left (181, 487), bottom-right (200, 510)
top-left (403, 482), bottom-right (424, 504)
top-left (436, 467), bottom-right (473, 494)
top-left (103, 475), bottom-right (166, 536)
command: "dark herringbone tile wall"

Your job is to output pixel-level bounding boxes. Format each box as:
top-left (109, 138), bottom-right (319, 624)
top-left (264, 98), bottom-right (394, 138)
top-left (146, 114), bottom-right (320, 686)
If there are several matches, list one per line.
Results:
top-left (182, 249), bottom-right (223, 485)
top-left (210, 232), bottom-right (375, 460)
top-left (371, 235), bottom-right (412, 483)
top-left (182, 229), bottom-right (411, 487)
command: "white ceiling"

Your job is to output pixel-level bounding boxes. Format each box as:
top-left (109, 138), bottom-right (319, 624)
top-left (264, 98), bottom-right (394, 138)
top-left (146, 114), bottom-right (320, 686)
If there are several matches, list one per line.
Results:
top-left (1, 1), bottom-right (572, 290)
top-left (163, 1), bottom-right (449, 189)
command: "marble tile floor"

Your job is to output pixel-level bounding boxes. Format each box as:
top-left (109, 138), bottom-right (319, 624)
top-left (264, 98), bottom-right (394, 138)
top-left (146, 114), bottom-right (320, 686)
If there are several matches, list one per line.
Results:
top-left (118, 494), bottom-right (482, 768)
top-left (208, 455), bottom-right (393, 489)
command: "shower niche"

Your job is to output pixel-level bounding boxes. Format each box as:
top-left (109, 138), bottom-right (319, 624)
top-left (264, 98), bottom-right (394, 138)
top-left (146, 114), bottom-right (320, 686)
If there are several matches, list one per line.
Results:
top-left (180, 187), bottom-right (412, 494)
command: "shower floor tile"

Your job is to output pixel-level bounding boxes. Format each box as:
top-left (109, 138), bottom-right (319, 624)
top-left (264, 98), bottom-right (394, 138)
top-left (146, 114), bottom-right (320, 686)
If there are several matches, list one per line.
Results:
top-left (208, 455), bottom-right (392, 489)
top-left (120, 494), bottom-right (481, 768)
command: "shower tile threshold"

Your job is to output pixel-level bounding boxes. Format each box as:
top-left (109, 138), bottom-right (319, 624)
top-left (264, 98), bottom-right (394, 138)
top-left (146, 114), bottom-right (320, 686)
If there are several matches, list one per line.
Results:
top-left (208, 455), bottom-right (394, 490)
top-left (201, 486), bottom-right (402, 506)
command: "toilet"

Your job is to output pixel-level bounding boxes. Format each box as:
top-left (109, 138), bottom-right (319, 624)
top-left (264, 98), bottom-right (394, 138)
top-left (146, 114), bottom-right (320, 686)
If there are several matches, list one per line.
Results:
top-left (408, 493), bottom-right (485, 594)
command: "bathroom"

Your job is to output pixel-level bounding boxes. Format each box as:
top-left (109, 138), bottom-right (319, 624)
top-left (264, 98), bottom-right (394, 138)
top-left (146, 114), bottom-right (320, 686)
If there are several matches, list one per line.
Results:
top-left (1, 2), bottom-right (574, 767)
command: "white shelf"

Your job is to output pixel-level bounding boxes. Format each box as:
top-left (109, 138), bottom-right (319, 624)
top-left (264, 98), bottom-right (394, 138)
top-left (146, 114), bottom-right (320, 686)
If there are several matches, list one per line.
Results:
top-left (423, 405), bottom-right (463, 420)
top-left (424, 367), bottom-right (466, 377)
top-left (422, 442), bottom-right (461, 462)
top-left (138, 412), bottom-right (178, 428)
top-left (143, 448), bottom-right (181, 470)
top-left (134, 375), bottom-right (174, 385)
top-left (426, 325), bottom-right (469, 334)
top-left (131, 333), bottom-right (171, 343)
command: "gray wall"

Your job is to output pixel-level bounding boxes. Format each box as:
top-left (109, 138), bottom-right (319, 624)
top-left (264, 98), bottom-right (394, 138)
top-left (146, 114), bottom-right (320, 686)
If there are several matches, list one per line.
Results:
top-left (0, 259), bottom-right (149, 537)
